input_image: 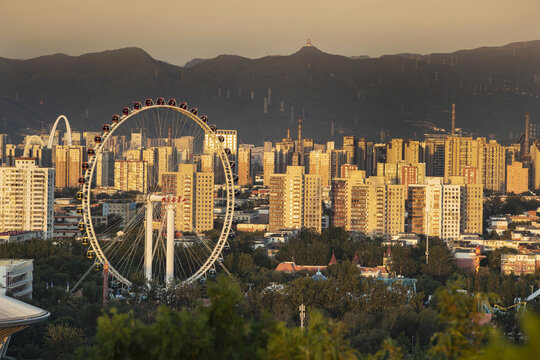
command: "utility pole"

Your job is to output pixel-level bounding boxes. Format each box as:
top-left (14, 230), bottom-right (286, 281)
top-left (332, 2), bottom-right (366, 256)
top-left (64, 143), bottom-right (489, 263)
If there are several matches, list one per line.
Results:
top-left (103, 263), bottom-right (109, 307)
top-left (425, 206), bottom-right (429, 265)
top-left (299, 303), bottom-right (306, 332)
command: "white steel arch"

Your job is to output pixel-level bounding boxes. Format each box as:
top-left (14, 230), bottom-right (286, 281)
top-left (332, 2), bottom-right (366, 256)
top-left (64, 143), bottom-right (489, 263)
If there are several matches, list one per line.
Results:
top-left (47, 115), bottom-right (72, 149)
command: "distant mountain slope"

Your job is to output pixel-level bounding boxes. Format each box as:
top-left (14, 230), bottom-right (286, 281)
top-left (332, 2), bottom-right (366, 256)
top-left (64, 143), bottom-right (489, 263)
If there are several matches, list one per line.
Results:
top-left (1, 41), bottom-right (540, 144)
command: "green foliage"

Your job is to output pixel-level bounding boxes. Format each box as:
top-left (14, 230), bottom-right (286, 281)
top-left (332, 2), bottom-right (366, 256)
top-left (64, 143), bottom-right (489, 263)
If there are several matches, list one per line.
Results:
top-left (388, 246), bottom-right (417, 277)
top-left (476, 314), bottom-right (540, 360)
top-left (366, 339), bottom-right (404, 360)
top-left (91, 276), bottom-right (360, 360)
top-left (43, 323), bottom-right (86, 360)
top-left (264, 311), bottom-right (358, 360)
top-left (91, 276), bottom-right (262, 360)
top-left (276, 227), bottom-right (382, 267)
top-left (484, 194), bottom-right (540, 218)
top-left (429, 281), bottom-right (495, 359)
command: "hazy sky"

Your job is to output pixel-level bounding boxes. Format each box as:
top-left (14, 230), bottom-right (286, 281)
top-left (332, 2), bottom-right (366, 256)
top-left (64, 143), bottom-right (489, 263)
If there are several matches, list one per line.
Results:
top-left (2, 0), bottom-right (540, 65)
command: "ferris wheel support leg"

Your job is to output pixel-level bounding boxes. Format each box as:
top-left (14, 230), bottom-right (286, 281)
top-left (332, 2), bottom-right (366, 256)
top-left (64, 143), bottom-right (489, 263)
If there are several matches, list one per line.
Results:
top-left (144, 201), bottom-right (153, 282)
top-left (166, 204), bottom-right (175, 284)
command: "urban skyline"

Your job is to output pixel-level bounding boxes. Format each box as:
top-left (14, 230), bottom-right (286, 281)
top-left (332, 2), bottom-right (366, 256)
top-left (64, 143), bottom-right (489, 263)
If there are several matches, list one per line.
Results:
top-left (3, 1), bottom-right (540, 357)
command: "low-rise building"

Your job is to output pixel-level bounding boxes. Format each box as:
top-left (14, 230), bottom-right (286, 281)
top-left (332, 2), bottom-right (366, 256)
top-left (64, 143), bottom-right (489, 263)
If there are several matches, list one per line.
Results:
top-left (501, 253), bottom-right (540, 275)
top-left (0, 231), bottom-right (42, 243)
top-left (237, 223), bottom-right (267, 232)
top-left (487, 216), bottom-right (509, 235)
top-left (383, 233), bottom-right (420, 247)
top-left (0, 259), bottom-right (33, 299)
top-left (102, 201), bottom-right (136, 226)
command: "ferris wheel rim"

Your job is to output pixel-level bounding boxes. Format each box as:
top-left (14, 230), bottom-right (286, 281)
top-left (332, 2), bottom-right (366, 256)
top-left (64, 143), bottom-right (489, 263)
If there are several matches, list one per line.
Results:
top-left (80, 103), bottom-right (235, 287)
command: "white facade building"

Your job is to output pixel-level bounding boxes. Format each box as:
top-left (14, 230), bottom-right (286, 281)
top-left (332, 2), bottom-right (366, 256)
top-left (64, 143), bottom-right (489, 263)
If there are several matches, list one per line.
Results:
top-left (0, 259), bottom-right (33, 299)
top-left (0, 158), bottom-right (54, 238)
top-left (441, 185), bottom-right (461, 241)
top-left (204, 130), bottom-right (237, 157)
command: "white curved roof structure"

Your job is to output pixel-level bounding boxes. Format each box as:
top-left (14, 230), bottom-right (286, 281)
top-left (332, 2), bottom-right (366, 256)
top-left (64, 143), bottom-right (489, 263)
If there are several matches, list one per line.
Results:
top-left (23, 135), bottom-right (45, 157)
top-left (47, 115), bottom-right (72, 149)
top-left (0, 296), bottom-right (49, 357)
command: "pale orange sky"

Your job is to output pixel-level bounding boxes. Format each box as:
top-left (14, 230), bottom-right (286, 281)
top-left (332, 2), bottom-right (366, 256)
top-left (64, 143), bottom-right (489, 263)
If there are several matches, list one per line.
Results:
top-left (2, 0), bottom-right (540, 65)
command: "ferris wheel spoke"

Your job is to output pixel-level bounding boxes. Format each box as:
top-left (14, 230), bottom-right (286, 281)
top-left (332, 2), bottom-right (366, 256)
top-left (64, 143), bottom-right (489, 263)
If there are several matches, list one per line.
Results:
top-left (120, 224), bottom-right (146, 278)
top-left (82, 102), bottom-right (234, 287)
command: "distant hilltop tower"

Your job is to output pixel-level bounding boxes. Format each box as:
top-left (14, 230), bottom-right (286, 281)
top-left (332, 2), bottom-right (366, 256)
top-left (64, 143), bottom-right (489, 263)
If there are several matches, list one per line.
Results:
top-left (306, 39), bottom-right (312, 47)
top-left (298, 118), bottom-right (302, 142)
top-left (451, 103), bottom-right (456, 136)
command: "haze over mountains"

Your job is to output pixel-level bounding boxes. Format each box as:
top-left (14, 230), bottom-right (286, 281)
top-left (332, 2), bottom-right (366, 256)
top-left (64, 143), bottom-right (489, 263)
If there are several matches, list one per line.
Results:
top-left (1, 40), bottom-right (540, 144)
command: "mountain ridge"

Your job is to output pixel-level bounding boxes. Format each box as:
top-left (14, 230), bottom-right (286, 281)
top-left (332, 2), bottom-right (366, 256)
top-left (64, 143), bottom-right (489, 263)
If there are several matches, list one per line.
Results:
top-left (1, 40), bottom-right (540, 144)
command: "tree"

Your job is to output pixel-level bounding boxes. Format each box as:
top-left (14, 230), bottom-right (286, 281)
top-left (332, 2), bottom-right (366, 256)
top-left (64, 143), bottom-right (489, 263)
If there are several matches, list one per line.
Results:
top-left (477, 314), bottom-right (540, 359)
top-left (43, 323), bottom-right (86, 360)
top-left (422, 245), bottom-right (454, 279)
top-left (429, 282), bottom-right (495, 359)
top-left (388, 246), bottom-right (417, 277)
top-left (91, 276), bottom-right (263, 359)
top-left (264, 311), bottom-right (358, 360)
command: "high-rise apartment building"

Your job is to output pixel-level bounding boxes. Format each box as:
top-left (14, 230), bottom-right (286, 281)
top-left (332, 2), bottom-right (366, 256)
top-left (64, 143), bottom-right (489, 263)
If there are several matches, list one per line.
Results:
top-left (331, 172), bottom-right (405, 238)
top-left (204, 130), bottom-right (237, 157)
top-left (83, 132), bottom-right (101, 150)
top-left (268, 166), bottom-right (322, 232)
top-left (424, 135), bottom-right (446, 177)
top-left (263, 151), bottom-right (276, 186)
top-left (0, 134), bottom-right (8, 165)
top-left (130, 131), bottom-right (145, 149)
top-left (461, 183), bottom-right (483, 235)
top-left (309, 150), bottom-right (331, 188)
top-left (340, 164), bottom-right (359, 179)
top-left (96, 151), bottom-right (115, 187)
top-left (401, 164), bottom-right (426, 187)
top-left (114, 160), bottom-right (148, 193)
top-left (161, 164), bottom-right (214, 233)
top-left (377, 162), bottom-right (425, 186)
top-left (330, 149), bottom-right (348, 180)
top-left (158, 147), bottom-right (176, 185)
top-left (174, 136), bottom-right (194, 159)
top-left (386, 139), bottom-right (403, 163)
top-left (142, 148), bottom-right (158, 187)
top-left (356, 138), bottom-right (370, 172)
top-left (343, 136), bottom-right (356, 165)
top-left (484, 140), bottom-right (506, 192)
top-left (441, 185), bottom-right (461, 240)
top-left (506, 161), bottom-right (529, 194)
top-left (443, 136), bottom-right (485, 184)
top-left (0, 158), bottom-right (54, 238)
top-left (461, 166), bottom-right (479, 185)
top-left (403, 140), bottom-right (422, 164)
top-left (55, 145), bottom-right (84, 188)
top-left (407, 181), bottom-right (443, 238)
top-left (238, 146), bottom-right (252, 186)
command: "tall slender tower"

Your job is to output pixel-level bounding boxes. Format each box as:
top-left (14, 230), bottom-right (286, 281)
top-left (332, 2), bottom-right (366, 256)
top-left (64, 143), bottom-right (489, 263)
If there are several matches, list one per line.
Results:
top-left (298, 118), bottom-right (302, 143)
top-left (451, 103), bottom-right (456, 136)
top-left (524, 113), bottom-right (530, 159)
top-left (298, 118), bottom-right (303, 153)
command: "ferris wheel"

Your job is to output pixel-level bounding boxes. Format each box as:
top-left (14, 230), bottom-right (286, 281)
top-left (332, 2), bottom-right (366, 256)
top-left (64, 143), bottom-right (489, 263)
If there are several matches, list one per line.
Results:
top-left (76, 98), bottom-right (235, 287)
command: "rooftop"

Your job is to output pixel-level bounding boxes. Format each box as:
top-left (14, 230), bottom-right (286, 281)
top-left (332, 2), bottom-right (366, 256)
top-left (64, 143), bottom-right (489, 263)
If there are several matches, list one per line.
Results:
top-left (0, 259), bottom-right (32, 266)
top-left (0, 295), bottom-right (49, 331)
